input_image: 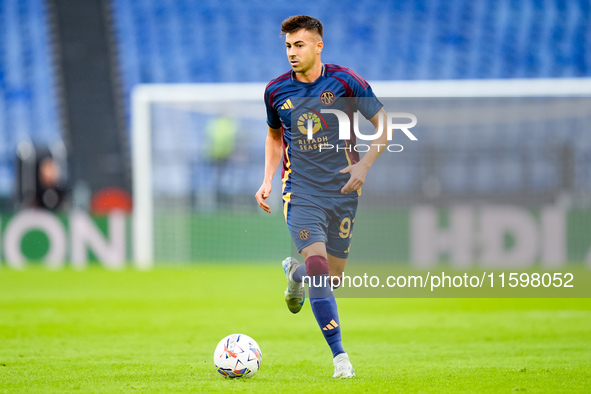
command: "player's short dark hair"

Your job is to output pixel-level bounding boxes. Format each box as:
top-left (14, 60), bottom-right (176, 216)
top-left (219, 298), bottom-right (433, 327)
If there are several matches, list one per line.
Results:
top-left (281, 15), bottom-right (323, 39)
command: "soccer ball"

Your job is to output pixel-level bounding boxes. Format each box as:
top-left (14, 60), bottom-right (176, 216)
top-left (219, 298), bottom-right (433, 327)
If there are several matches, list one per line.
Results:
top-left (213, 333), bottom-right (262, 378)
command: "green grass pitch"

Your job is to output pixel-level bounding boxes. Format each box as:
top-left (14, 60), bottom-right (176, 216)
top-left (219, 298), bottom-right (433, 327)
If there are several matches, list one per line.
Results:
top-left (1, 265), bottom-right (590, 393)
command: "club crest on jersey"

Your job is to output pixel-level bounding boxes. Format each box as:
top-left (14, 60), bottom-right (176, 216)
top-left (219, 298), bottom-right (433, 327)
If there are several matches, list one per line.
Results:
top-left (320, 91), bottom-right (335, 105)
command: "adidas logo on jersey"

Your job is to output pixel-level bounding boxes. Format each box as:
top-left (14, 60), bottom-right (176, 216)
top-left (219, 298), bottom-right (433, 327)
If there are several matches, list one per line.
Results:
top-left (280, 99), bottom-right (294, 110)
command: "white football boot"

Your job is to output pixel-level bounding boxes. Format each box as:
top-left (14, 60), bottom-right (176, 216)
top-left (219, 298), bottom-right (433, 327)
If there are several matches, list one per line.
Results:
top-left (282, 257), bottom-right (305, 314)
top-left (332, 353), bottom-right (355, 378)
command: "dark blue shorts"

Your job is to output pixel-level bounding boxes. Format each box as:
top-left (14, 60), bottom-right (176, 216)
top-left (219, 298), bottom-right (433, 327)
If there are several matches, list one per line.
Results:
top-left (283, 193), bottom-right (358, 259)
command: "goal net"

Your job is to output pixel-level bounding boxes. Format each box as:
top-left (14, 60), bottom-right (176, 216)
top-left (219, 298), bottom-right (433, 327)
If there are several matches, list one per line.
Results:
top-left (131, 79), bottom-right (591, 269)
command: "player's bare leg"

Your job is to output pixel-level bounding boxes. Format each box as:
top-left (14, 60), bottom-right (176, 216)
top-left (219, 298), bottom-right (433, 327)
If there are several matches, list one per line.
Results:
top-left (327, 254), bottom-right (347, 289)
top-left (300, 241), bottom-right (327, 260)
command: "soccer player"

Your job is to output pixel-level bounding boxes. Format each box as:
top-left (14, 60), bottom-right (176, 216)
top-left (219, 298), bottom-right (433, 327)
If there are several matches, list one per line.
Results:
top-left (255, 15), bottom-right (387, 378)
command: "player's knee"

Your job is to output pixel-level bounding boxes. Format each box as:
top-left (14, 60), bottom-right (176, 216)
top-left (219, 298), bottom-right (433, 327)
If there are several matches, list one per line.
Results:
top-left (301, 242), bottom-right (326, 261)
top-left (305, 255), bottom-right (329, 276)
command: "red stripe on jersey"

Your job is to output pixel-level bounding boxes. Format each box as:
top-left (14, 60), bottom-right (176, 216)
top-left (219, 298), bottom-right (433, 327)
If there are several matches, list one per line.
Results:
top-left (267, 71), bottom-right (291, 86)
top-left (326, 65), bottom-right (369, 89)
top-left (344, 139), bottom-right (359, 166)
top-left (332, 76), bottom-right (360, 165)
top-left (266, 72), bottom-right (291, 93)
top-left (266, 72), bottom-right (291, 110)
top-left (269, 86), bottom-right (282, 109)
top-left (333, 76), bottom-right (354, 97)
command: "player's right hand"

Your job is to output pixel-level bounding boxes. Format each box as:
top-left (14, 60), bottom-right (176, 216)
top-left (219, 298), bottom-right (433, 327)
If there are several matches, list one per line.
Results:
top-left (255, 182), bottom-right (272, 213)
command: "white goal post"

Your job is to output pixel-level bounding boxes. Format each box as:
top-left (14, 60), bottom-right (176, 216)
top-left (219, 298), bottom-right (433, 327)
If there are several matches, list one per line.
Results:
top-left (131, 78), bottom-right (591, 268)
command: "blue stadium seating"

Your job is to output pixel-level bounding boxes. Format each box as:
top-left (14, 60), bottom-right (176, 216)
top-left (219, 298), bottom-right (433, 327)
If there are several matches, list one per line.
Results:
top-left (111, 0), bottom-right (590, 93)
top-left (0, 0), bottom-right (61, 197)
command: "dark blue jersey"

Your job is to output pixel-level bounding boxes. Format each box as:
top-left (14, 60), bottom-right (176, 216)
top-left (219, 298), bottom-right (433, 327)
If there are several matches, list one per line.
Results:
top-left (265, 64), bottom-right (383, 198)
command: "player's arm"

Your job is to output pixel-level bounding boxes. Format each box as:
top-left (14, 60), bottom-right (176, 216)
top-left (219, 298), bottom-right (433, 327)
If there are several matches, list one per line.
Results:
top-left (255, 126), bottom-right (283, 213)
top-left (340, 108), bottom-right (388, 194)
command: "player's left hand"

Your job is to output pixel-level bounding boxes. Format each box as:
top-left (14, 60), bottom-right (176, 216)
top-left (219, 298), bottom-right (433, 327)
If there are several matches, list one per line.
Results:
top-left (340, 163), bottom-right (369, 194)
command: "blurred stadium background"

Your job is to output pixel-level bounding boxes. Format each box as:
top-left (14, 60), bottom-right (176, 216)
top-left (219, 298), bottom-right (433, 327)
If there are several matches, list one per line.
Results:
top-left (0, 0), bottom-right (590, 268)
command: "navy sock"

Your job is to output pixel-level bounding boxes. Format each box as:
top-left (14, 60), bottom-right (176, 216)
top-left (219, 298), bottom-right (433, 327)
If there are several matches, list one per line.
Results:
top-left (306, 256), bottom-right (345, 357)
top-left (292, 263), bottom-right (307, 283)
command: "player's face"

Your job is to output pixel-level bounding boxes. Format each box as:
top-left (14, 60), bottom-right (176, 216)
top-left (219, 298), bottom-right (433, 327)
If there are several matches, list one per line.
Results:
top-left (285, 29), bottom-right (323, 74)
